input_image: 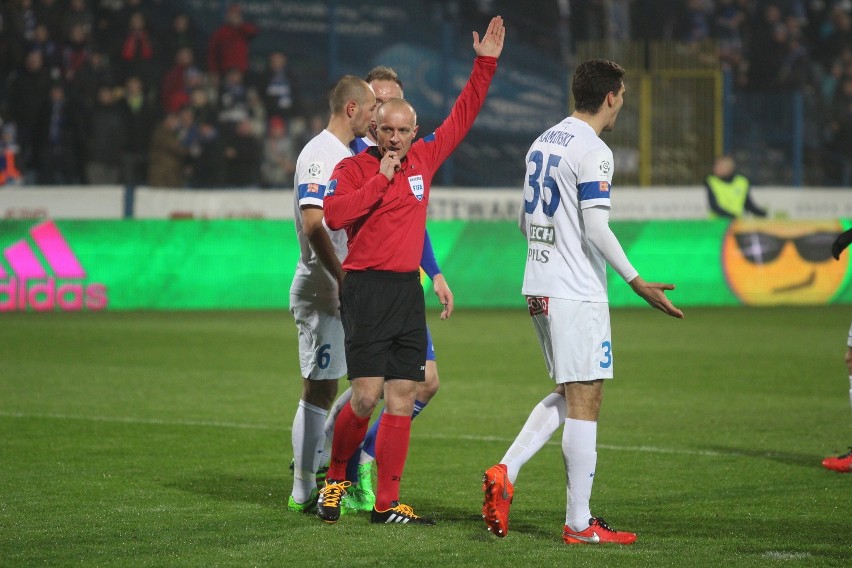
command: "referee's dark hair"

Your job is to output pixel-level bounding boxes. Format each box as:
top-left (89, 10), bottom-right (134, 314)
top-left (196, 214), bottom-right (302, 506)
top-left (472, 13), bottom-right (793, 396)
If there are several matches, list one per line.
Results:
top-left (572, 59), bottom-right (625, 115)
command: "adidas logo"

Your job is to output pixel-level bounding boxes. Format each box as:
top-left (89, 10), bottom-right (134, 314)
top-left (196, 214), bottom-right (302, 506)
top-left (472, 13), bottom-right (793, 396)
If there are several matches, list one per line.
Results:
top-left (0, 220), bottom-right (107, 312)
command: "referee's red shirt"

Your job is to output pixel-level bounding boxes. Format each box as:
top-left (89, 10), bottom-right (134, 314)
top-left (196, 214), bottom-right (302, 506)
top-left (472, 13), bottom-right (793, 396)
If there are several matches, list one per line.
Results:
top-left (324, 56), bottom-right (498, 273)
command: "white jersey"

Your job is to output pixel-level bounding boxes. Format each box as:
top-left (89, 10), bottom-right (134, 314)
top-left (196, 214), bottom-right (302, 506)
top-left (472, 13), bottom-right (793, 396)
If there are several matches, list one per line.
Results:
top-left (521, 117), bottom-right (614, 302)
top-left (289, 129), bottom-right (353, 299)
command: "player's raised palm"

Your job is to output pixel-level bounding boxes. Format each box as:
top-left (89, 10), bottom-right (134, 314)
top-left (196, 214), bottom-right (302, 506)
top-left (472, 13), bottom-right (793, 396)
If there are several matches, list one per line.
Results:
top-left (473, 16), bottom-right (505, 59)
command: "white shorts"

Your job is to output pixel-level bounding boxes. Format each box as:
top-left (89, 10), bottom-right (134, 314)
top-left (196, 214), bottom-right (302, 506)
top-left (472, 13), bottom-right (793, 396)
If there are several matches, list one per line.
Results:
top-left (527, 296), bottom-right (613, 383)
top-left (289, 293), bottom-right (347, 381)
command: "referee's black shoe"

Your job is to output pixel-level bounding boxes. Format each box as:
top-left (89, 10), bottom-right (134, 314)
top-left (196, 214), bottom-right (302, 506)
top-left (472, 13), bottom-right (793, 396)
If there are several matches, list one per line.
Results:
top-left (370, 501), bottom-right (435, 525)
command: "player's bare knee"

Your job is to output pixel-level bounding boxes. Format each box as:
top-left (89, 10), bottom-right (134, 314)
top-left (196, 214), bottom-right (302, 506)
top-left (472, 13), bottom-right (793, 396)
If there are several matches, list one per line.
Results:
top-left (845, 348), bottom-right (852, 374)
top-left (302, 378), bottom-right (338, 409)
top-left (420, 369), bottom-right (440, 400)
top-left (349, 384), bottom-right (383, 417)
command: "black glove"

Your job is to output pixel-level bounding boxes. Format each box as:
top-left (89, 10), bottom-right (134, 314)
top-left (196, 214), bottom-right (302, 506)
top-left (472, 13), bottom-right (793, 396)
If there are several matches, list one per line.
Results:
top-left (831, 228), bottom-right (852, 260)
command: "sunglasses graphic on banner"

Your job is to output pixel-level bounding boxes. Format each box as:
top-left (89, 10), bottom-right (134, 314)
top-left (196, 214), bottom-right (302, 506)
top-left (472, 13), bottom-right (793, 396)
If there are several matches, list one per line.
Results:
top-left (722, 220), bottom-right (849, 306)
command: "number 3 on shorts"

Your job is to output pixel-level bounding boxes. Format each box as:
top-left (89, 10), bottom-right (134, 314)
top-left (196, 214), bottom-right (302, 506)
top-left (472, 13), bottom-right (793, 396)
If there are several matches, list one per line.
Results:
top-left (317, 344), bottom-right (331, 369)
top-left (599, 341), bottom-right (612, 369)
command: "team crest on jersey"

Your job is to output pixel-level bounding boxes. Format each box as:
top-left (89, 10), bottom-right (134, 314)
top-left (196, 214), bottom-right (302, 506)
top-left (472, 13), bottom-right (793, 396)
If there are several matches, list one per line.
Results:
top-left (599, 181), bottom-right (609, 193)
top-left (306, 183), bottom-right (319, 194)
top-left (408, 175), bottom-right (424, 201)
top-left (527, 296), bottom-right (549, 316)
top-left (326, 179), bottom-right (337, 196)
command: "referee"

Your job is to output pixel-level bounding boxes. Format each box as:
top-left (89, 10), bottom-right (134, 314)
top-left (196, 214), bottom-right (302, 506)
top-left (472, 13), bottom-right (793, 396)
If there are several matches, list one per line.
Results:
top-left (314, 16), bottom-right (505, 527)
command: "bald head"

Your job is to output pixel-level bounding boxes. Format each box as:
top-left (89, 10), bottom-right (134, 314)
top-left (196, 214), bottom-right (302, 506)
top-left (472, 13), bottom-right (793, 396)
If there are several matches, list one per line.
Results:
top-left (376, 98), bottom-right (416, 126)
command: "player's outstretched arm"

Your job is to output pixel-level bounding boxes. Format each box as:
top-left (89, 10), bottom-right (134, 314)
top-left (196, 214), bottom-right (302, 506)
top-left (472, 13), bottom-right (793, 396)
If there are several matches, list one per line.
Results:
top-left (628, 276), bottom-right (684, 319)
top-left (473, 15), bottom-right (505, 59)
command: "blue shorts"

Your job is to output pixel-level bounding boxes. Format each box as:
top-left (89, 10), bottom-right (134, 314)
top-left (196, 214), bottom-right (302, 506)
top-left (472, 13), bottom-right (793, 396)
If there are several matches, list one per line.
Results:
top-left (426, 325), bottom-right (436, 362)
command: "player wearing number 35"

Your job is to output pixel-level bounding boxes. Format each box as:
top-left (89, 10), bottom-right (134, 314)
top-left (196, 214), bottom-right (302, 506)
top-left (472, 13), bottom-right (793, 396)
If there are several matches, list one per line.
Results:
top-left (481, 59), bottom-right (684, 545)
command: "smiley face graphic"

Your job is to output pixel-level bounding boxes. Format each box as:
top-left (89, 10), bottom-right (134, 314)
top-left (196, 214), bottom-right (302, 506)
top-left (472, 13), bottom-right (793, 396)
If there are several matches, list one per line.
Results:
top-left (722, 219), bottom-right (848, 305)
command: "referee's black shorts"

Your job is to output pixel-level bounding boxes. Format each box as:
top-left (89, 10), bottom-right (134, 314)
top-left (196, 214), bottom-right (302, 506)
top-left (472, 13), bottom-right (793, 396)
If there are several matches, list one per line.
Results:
top-left (340, 270), bottom-right (426, 382)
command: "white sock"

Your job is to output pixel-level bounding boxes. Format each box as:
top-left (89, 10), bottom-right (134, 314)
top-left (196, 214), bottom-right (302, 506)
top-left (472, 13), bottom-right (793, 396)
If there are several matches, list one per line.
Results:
top-left (848, 376), bottom-right (852, 412)
top-left (563, 418), bottom-right (598, 532)
top-left (359, 448), bottom-right (375, 466)
top-left (501, 392), bottom-right (566, 484)
top-left (291, 399), bottom-right (328, 503)
top-left (319, 387), bottom-right (352, 465)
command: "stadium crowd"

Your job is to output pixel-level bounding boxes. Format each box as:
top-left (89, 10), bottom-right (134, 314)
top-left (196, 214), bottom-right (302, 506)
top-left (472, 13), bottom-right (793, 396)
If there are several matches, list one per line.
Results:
top-left (0, 0), bottom-right (309, 188)
top-left (0, 0), bottom-right (850, 188)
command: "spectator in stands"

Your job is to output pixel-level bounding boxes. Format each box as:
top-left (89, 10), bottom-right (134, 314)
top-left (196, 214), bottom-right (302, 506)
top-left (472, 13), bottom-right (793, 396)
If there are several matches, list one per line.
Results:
top-left (0, 15), bottom-right (20, 103)
top-left (714, 0), bottom-right (747, 73)
top-left (777, 21), bottom-right (814, 90)
top-left (159, 11), bottom-right (202, 74)
top-left (704, 154), bottom-right (768, 218)
top-left (260, 115), bottom-right (296, 188)
top-left (257, 51), bottom-right (300, 123)
top-left (176, 104), bottom-right (200, 164)
top-left (222, 116), bottom-right (261, 187)
top-left (147, 112), bottom-right (187, 188)
top-left (67, 49), bottom-right (114, 115)
top-left (206, 3), bottom-right (257, 85)
top-left (61, 0), bottom-right (93, 41)
top-left (160, 46), bottom-right (199, 114)
top-left (6, 49), bottom-right (52, 181)
top-left (188, 120), bottom-right (225, 188)
top-left (61, 23), bottom-right (91, 84)
top-left (119, 75), bottom-right (156, 186)
top-left (7, 0), bottom-right (38, 47)
top-left (33, 0), bottom-right (61, 42)
top-left (188, 85), bottom-right (218, 127)
top-left (116, 10), bottom-right (156, 87)
top-left (35, 81), bottom-right (85, 185)
top-left (245, 85), bottom-right (267, 138)
top-left (745, 3), bottom-right (789, 91)
top-left (86, 84), bottom-right (125, 184)
top-left (293, 112), bottom-right (325, 152)
top-left (217, 66), bottom-right (251, 136)
top-left (0, 122), bottom-right (23, 186)
top-left (677, 0), bottom-right (713, 44)
top-left (29, 22), bottom-right (61, 76)
top-left (816, 5), bottom-right (852, 72)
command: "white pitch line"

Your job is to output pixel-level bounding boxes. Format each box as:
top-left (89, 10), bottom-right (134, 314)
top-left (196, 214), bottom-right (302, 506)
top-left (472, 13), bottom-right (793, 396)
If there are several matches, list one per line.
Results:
top-left (0, 411), bottom-right (739, 458)
top-left (0, 411), bottom-right (279, 431)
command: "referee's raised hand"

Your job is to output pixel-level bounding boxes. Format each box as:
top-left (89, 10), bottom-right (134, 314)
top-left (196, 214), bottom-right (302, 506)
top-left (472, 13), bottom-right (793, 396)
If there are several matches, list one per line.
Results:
top-left (473, 16), bottom-right (505, 59)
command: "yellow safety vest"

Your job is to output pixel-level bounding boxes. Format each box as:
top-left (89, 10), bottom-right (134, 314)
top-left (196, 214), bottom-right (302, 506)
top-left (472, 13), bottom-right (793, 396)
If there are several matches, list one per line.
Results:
top-left (706, 174), bottom-right (750, 218)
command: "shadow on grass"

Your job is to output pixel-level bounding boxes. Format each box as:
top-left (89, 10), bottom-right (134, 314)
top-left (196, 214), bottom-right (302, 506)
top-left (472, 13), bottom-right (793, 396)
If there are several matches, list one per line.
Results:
top-left (412, 495), bottom-right (557, 542)
top-left (164, 472), bottom-right (285, 508)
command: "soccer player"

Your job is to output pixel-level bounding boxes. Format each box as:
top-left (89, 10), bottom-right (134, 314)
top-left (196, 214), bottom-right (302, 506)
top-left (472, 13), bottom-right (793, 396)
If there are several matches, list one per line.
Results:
top-left (316, 15), bottom-right (505, 526)
top-left (822, 227), bottom-right (852, 473)
top-left (481, 58), bottom-right (683, 544)
top-left (287, 75), bottom-right (376, 513)
top-left (320, 66), bottom-right (453, 513)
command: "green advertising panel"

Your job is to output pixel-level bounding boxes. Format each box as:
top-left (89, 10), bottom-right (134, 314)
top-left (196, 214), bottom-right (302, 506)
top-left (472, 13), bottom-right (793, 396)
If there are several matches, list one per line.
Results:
top-left (1, 218), bottom-right (850, 311)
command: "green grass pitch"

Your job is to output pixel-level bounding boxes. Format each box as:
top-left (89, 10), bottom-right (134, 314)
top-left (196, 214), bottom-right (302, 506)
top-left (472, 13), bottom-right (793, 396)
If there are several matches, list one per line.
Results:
top-left (1, 307), bottom-right (851, 567)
